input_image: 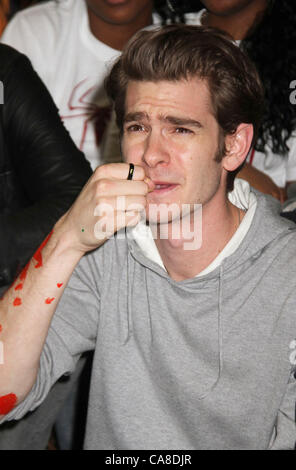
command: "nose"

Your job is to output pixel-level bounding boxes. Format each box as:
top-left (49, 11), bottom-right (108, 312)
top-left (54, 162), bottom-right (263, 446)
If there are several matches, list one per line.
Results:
top-left (142, 130), bottom-right (170, 168)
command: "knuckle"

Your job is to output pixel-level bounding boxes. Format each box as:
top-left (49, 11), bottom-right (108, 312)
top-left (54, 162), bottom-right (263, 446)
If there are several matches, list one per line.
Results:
top-left (94, 164), bottom-right (108, 178)
top-left (96, 178), bottom-right (110, 194)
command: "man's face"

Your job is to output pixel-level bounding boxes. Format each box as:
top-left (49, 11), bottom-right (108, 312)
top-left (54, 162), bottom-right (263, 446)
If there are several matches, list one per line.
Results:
top-left (85, 0), bottom-right (153, 26)
top-left (200, 0), bottom-right (260, 16)
top-left (121, 79), bottom-right (225, 224)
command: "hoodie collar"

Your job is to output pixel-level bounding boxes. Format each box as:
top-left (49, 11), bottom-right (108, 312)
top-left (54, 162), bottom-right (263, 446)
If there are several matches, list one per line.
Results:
top-left (126, 179), bottom-right (296, 281)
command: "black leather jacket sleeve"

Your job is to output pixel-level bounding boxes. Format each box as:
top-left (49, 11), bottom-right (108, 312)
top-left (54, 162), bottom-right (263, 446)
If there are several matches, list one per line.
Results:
top-left (0, 45), bottom-right (93, 287)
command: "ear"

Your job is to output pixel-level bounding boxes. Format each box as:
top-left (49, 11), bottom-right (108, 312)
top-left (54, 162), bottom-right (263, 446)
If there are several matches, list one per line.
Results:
top-left (222, 123), bottom-right (254, 172)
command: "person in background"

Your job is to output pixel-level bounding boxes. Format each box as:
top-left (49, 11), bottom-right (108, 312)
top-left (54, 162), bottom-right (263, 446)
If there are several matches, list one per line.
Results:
top-left (0, 43), bottom-right (92, 447)
top-left (0, 0), bottom-right (203, 450)
top-left (189, 0), bottom-right (296, 205)
top-left (1, 0), bottom-right (202, 171)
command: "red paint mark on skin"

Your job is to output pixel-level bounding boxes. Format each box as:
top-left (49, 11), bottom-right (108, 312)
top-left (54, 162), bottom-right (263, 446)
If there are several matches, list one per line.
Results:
top-left (10, 231), bottom-right (54, 297)
top-left (0, 325), bottom-right (2, 333)
top-left (13, 297), bottom-right (22, 307)
top-left (0, 393), bottom-right (17, 415)
top-left (57, 283), bottom-right (63, 288)
top-left (33, 231), bottom-right (53, 269)
top-left (14, 283), bottom-right (23, 291)
top-left (45, 298), bottom-right (55, 305)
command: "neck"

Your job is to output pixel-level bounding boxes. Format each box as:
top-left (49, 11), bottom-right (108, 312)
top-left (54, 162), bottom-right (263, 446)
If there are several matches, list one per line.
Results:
top-left (202, 0), bottom-right (268, 40)
top-left (87, 5), bottom-right (153, 51)
top-left (155, 199), bottom-right (243, 282)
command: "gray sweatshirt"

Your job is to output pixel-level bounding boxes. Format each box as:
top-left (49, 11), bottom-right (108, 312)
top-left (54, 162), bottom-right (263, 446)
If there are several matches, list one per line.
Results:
top-left (3, 187), bottom-right (296, 450)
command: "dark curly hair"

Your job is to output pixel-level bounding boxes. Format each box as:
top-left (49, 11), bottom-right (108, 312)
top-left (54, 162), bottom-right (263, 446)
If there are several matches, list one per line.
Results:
top-left (241, 0), bottom-right (296, 156)
top-left (166, 1), bottom-right (296, 157)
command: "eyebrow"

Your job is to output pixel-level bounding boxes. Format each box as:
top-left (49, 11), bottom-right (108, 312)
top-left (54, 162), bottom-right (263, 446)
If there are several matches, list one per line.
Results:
top-left (124, 112), bottom-right (149, 123)
top-left (163, 115), bottom-right (203, 128)
top-left (124, 112), bottom-right (203, 128)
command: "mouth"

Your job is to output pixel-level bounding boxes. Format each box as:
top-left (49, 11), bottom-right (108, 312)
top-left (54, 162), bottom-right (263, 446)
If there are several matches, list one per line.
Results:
top-left (150, 181), bottom-right (179, 195)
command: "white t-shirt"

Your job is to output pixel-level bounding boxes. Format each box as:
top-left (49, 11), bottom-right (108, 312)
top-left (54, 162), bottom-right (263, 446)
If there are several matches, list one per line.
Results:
top-left (0, 0), bottom-right (202, 170)
top-left (1, 0), bottom-right (122, 169)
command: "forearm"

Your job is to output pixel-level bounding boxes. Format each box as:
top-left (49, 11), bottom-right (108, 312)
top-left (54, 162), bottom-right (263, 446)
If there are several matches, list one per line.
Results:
top-left (0, 219), bottom-right (83, 417)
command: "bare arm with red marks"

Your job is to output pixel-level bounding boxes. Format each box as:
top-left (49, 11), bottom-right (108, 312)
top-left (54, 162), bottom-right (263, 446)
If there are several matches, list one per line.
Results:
top-left (0, 164), bottom-right (150, 419)
top-left (0, 228), bottom-right (82, 418)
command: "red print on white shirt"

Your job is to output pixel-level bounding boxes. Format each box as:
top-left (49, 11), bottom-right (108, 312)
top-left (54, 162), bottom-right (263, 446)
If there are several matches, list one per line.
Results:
top-left (61, 79), bottom-right (111, 150)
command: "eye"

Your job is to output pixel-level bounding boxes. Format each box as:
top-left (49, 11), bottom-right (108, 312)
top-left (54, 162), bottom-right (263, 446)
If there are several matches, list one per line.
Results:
top-left (174, 127), bottom-right (194, 134)
top-left (125, 124), bottom-right (145, 133)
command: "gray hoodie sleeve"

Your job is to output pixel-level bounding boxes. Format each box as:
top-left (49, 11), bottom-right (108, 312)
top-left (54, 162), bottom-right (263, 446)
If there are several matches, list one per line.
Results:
top-left (0, 251), bottom-right (101, 423)
top-left (269, 370), bottom-right (296, 450)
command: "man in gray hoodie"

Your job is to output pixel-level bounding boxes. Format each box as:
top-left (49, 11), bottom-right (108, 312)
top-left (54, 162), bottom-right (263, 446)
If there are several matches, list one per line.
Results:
top-left (0, 25), bottom-right (295, 450)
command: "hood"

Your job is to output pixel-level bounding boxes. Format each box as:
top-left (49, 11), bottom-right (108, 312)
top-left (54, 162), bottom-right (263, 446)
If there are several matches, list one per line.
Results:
top-left (126, 179), bottom-right (296, 282)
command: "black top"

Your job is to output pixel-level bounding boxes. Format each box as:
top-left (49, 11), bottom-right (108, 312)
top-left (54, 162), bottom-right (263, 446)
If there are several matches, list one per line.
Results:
top-left (0, 44), bottom-right (92, 286)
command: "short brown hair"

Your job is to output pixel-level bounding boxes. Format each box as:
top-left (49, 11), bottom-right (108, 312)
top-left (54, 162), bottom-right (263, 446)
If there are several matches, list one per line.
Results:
top-left (105, 25), bottom-right (264, 191)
